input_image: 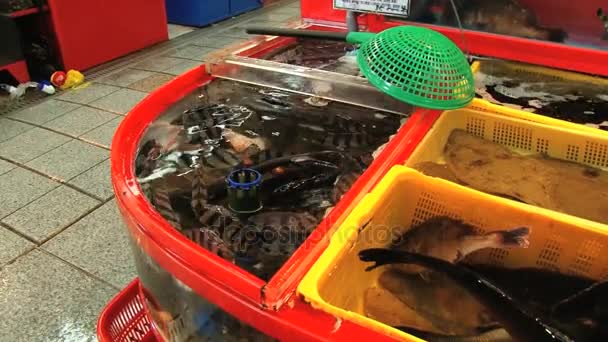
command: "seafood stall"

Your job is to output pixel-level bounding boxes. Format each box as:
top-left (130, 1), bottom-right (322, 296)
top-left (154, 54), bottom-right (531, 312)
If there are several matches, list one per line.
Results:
top-left (99, 1), bottom-right (608, 342)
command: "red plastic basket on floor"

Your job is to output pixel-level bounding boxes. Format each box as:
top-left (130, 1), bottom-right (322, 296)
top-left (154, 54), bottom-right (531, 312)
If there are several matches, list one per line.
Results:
top-left (97, 279), bottom-right (157, 342)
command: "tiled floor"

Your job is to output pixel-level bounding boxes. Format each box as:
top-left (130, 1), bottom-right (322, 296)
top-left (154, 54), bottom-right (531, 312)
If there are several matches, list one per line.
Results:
top-left (0, 1), bottom-right (300, 341)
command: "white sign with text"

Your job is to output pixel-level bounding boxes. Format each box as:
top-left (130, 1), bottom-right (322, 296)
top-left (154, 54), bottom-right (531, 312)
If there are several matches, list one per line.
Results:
top-left (334, 0), bottom-right (410, 17)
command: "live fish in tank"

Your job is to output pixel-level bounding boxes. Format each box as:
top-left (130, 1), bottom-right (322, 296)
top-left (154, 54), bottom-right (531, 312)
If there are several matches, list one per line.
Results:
top-left (410, 0), bottom-right (567, 42)
top-left (473, 60), bottom-right (608, 128)
top-left (389, 216), bottom-right (530, 274)
top-left (458, 0), bottom-right (567, 42)
top-left (266, 38), bottom-right (359, 75)
top-left (359, 249), bottom-right (583, 342)
top-left (598, 8), bottom-right (608, 39)
top-left (353, 211), bottom-right (608, 341)
top-left (412, 129), bottom-right (608, 224)
top-left (373, 269), bottom-right (498, 336)
top-left (469, 265), bottom-right (596, 316)
top-left (135, 80), bottom-right (403, 281)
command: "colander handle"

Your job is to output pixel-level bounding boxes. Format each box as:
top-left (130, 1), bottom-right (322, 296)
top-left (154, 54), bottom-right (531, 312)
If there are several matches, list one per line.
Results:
top-left (245, 26), bottom-right (375, 44)
top-left (245, 26), bottom-right (349, 41)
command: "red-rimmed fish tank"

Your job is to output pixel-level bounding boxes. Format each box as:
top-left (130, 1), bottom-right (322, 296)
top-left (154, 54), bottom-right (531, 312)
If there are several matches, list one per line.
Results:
top-left (110, 22), bottom-right (440, 341)
top-left (101, 1), bottom-right (608, 341)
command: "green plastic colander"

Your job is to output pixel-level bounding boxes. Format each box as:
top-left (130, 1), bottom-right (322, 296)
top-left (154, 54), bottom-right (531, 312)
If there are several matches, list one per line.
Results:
top-left (246, 25), bottom-right (475, 110)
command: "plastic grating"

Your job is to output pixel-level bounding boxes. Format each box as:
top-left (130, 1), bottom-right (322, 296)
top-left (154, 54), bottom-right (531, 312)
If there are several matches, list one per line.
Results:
top-left (98, 280), bottom-right (155, 342)
top-left (108, 295), bottom-right (152, 341)
top-left (358, 26), bottom-right (474, 110)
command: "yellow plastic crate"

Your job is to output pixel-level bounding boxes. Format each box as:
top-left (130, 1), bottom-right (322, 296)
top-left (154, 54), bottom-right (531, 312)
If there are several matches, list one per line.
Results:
top-left (470, 60), bottom-right (608, 134)
top-left (466, 98), bottom-right (603, 135)
top-left (298, 166), bottom-right (608, 342)
top-left (405, 106), bottom-right (608, 228)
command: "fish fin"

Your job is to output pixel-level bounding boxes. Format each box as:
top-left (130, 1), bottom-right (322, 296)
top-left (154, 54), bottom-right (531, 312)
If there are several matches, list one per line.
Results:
top-left (472, 227), bottom-right (530, 250)
top-left (493, 227), bottom-right (530, 248)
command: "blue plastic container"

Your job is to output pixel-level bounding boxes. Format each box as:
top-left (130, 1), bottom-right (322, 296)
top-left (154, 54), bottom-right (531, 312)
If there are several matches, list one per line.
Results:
top-left (165, 0), bottom-right (262, 27)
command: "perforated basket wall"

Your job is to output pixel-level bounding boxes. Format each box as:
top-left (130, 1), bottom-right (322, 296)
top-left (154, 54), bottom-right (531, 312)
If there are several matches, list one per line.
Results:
top-left (97, 279), bottom-right (155, 342)
top-left (406, 107), bottom-right (608, 177)
top-left (358, 26), bottom-right (475, 110)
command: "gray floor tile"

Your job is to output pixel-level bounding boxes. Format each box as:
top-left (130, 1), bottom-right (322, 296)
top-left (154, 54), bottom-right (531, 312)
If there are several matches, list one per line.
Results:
top-left (0, 227), bottom-right (34, 266)
top-left (97, 68), bottom-right (155, 87)
top-left (0, 159), bottom-right (15, 175)
top-left (26, 140), bottom-right (108, 181)
top-left (127, 73), bottom-right (175, 92)
top-left (0, 167), bottom-right (59, 219)
top-left (6, 100), bottom-right (81, 125)
top-left (43, 200), bottom-right (137, 288)
top-left (80, 116), bottom-right (123, 149)
top-left (0, 118), bottom-right (33, 143)
top-left (217, 27), bottom-right (251, 39)
top-left (255, 12), bottom-right (297, 22)
top-left (2, 186), bottom-right (100, 243)
top-left (89, 88), bottom-right (148, 115)
top-left (0, 249), bottom-right (116, 342)
top-left (168, 23), bottom-right (195, 39)
top-left (58, 83), bottom-right (121, 104)
top-left (245, 19), bottom-right (287, 27)
top-left (43, 106), bottom-right (119, 136)
top-left (68, 159), bottom-right (113, 200)
top-left (0, 128), bottom-right (71, 163)
top-left (133, 56), bottom-right (185, 72)
top-left (164, 60), bottom-right (201, 76)
top-left (165, 45), bottom-right (215, 60)
top-left (192, 36), bottom-right (248, 49)
top-left (271, 6), bottom-right (300, 15)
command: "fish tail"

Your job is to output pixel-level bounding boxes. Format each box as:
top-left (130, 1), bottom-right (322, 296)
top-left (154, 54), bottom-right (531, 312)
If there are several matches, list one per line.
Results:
top-left (489, 227), bottom-right (530, 248)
